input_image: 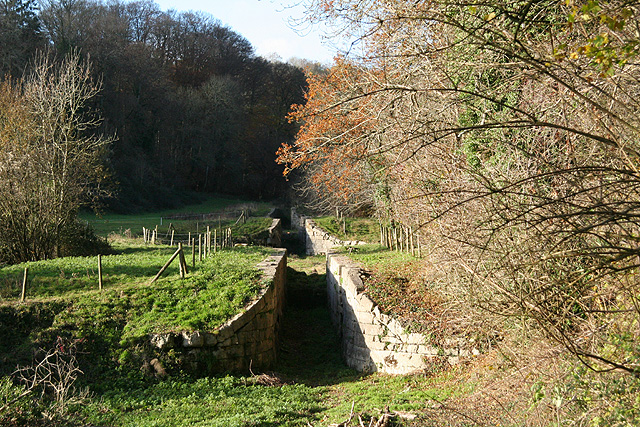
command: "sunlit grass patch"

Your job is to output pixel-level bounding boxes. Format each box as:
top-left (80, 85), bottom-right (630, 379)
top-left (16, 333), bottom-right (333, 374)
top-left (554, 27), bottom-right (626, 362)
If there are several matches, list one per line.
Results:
top-left (314, 216), bottom-right (380, 243)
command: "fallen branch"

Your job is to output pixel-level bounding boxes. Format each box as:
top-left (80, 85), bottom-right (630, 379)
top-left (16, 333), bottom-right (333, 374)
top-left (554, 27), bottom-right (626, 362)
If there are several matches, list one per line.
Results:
top-left (330, 401), bottom-right (356, 427)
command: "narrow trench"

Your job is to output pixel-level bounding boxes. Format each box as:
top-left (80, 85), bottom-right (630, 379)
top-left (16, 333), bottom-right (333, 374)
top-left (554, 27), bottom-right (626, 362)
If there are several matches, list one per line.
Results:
top-left (274, 252), bottom-right (354, 385)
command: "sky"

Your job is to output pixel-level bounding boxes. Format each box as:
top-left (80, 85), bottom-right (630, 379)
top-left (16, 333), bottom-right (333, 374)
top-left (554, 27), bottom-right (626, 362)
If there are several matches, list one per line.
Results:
top-left (152, 0), bottom-right (337, 64)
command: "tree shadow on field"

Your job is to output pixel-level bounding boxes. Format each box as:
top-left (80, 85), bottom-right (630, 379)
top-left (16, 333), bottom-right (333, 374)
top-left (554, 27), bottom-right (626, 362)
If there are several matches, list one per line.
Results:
top-left (276, 262), bottom-right (363, 386)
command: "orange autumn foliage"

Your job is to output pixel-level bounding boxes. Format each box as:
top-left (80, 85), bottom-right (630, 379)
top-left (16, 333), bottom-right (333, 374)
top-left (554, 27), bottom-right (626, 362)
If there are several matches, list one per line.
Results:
top-left (276, 58), bottom-right (380, 205)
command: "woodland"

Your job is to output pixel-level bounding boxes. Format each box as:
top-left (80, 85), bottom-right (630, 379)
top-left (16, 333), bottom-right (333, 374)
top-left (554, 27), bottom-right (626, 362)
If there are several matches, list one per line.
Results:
top-left (0, 0), bottom-right (310, 210)
top-left (0, 0), bottom-right (313, 263)
top-left (2, 0), bottom-right (640, 424)
top-left (277, 0), bottom-right (640, 424)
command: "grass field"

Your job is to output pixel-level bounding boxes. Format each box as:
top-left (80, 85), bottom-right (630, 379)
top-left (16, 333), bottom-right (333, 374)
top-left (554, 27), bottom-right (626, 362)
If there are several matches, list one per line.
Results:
top-left (0, 246), bottom-right (475, 427)
top-left (80, 196), bottom-right (272, 237)
top-left (0, 242), bottom-right (275, 337)
top-left (57, 256), bottom-right (473, 427)
top-left (6, 207), bottom-right (626, 426)
top-left (313, 216), bottom-right (380, 243)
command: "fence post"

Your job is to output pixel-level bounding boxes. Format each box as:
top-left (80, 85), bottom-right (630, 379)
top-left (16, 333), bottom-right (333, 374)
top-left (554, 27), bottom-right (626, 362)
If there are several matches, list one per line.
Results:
top-left (149, 247), bottom-right (181, 285)
top-left (98, 254), bottom-right (103, 291)
top-left (20, 267), bottom-right (28, 303)
top-left (206, 226), bottom-right (211, 256)
top-left (199, 234), bottom-right (202, 262)
top-left (178, 243), bottom-right (188, 278)
top-left (191, 238), bottom-right (195, 268)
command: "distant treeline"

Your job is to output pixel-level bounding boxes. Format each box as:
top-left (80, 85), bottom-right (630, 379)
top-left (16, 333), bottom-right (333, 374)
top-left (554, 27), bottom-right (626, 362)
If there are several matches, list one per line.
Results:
top-left (1, 0), bottom-right (313, 211)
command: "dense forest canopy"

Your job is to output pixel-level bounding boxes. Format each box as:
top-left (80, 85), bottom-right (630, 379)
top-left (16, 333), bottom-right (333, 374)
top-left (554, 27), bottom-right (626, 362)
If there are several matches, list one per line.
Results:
top-left (1, 0), bottom-right (310, 212)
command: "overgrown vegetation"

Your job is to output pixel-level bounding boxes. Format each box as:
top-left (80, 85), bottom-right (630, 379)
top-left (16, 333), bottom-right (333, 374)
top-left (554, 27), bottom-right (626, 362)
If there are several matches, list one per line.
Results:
top-left (343, 245), bottom-right (440, 330)
top-left (278, 0), bottom-right (640, 423)
top-left (0, 252), bottom-right (472, 427)
top-left (1, 0), bottom-right (309, 213)
top-left (0, 53), bottom-right (112, 264)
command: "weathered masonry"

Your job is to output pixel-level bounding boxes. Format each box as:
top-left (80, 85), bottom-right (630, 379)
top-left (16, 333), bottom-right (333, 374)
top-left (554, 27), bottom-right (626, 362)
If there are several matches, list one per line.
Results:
top-left (149, 249), bottom-right (287, 374)
top-left (292, 208), bottom-right (477, 374)
top-left (327, 253), bottom-right (476, 374)
top-left (291, 208), bottom-right (366, 255)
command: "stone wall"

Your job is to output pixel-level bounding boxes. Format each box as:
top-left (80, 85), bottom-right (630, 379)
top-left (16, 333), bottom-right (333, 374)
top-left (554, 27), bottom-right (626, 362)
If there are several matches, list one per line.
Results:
top-left (327, 252), bottom-right (476, 374)
top-left (267, 218), bottom-right (282, 247)
top-left (291, 208), bottom-right (366, 256)
top-left (149, 249), bottom-right (287, 374)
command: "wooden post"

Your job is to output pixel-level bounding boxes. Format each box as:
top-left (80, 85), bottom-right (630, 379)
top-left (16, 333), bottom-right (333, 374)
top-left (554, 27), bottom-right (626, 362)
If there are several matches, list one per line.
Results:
top-left (214, 229), bottom-right (217, 252)
top-left (20, 267), bottom-right (28, 303)
top-left (207, 226), bottom-right (211, 256)
top-left (98, 254), bottom-right (103, 291)
top-left (178, 243), bottom-right (188, 278)
top-left (170, 230), bottom-right (175, 246)
top-left (149, 247), bottom-right (181, 285)
top-left (203, 233), bottom-right (207, 259)
top-left (198, 234), bottom-right (202, 262)
top-left (191, 238), bottom-right (196, 268)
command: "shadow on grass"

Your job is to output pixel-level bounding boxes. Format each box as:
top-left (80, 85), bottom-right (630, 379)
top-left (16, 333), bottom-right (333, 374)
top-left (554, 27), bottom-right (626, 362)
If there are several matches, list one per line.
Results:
top-left (276, 265), bottom-right (365, 387)
top-left (111, 244), bottom-right (161, 255)
top-left (0, 262), bottom-right (188, 300)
